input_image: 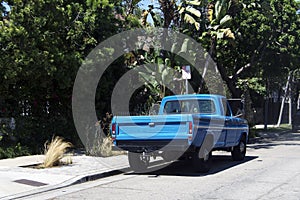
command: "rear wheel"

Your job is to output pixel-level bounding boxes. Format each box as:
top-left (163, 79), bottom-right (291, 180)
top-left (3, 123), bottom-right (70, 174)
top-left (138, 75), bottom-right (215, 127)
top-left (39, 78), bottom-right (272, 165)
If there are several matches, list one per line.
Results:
top-left (128, 152), bottom-right (149, 173)
top-left (192, 151), bottom-right (211, 173)
top-left (192, 133), bottom-right (214, 173)
top-left (231, 135), bottom-right (247, 161)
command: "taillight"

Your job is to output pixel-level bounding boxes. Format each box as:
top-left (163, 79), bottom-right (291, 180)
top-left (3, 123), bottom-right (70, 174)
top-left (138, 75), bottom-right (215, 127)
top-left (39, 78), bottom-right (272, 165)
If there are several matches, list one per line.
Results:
top-left (112, 123), bottom-right (116, 134)
top-left (111, 123), bottom-right (116, 141)
top-left (189, 122), bottom-right (193, 134)
top-left (188, 122), bottom-right (193, 140)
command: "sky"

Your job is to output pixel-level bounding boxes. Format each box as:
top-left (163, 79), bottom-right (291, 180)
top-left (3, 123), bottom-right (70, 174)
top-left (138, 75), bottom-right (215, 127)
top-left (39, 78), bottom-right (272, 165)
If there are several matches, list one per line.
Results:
top-left (138, 0), bottom-right (160, 10)
top-left (1, 1), bottom-right (10, 17)
top-left (1, 1), bottom-right (10, 12)
top-left (137, 0), bottom-right (161, 25)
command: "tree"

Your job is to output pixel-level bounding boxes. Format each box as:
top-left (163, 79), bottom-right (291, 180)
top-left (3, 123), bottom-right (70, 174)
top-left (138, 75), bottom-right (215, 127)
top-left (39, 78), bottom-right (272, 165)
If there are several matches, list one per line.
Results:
top-left (123, 0), bottom-right (300, 128)
top-left (0, 0), bottom-right (133, 152)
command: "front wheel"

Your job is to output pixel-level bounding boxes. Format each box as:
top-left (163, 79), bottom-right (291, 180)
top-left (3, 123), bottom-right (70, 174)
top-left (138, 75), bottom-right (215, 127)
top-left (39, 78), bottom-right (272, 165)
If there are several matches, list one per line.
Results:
top-left (128, 152), bottom-right (149, 173)
top-left (231, 136), bottom-right (247, 161)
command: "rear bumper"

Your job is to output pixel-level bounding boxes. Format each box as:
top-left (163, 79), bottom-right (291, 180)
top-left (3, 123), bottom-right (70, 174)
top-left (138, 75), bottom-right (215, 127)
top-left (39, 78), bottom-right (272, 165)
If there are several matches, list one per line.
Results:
top-left (113, 139), bottom-right (190, 153)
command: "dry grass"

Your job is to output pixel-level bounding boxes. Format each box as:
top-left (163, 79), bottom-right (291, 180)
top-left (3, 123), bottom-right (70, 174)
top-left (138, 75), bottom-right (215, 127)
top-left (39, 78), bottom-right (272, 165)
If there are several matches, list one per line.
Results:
top-left (88, 136), bottom-right (126, 157)
top-left (99, 137), bottom-right (113, 157)
top-left (100, 137), bottom-right (127, 156)
top-left (41, 136), bottom-right (73, 168)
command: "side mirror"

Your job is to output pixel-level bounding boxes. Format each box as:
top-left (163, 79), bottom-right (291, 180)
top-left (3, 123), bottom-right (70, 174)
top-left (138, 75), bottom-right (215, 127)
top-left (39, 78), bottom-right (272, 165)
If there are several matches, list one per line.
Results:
top-left (234, 113), bottom-right (243, 118)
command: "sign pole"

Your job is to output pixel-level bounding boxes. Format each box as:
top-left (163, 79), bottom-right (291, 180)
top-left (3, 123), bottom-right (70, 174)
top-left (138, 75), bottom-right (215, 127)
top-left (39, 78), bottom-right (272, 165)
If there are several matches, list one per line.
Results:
top-left (182, 65), bottom-right (191, 95)
top-left (186, 79), bottom-right (188, 94)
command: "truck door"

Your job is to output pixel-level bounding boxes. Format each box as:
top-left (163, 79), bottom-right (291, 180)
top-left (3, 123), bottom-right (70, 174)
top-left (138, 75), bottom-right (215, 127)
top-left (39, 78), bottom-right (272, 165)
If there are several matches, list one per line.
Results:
top-left (222, 99), bottom-right (236, 145)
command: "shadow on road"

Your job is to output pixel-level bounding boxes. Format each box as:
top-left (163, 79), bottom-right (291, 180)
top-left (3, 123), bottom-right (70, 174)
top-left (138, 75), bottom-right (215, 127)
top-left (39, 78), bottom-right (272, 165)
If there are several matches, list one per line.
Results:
top-left (248, 142), bottom-right (300, 150)
top-left (125, 131), bottom-right (300, 177)
top-left (248, 131), bottom-right (300, 149)
top-left (125, 155), bottom-right (258, 177)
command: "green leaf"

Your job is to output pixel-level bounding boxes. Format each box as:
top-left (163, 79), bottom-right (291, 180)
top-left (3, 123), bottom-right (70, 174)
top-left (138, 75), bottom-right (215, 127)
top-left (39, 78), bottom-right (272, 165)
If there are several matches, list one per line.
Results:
top-left (185, 6), bottom-right (201, 18)
top-left (215, 0), bottom-right (229, 22)
top-left (184, 13), bottom-right (196, 25)
top-left (186, 0), bottom-right (201, 6)
top-left (179, 7), bottom-right (185, 15)
top-left (179, 38), bottom-right (190, 54)
top-left (219, 15), bottom-right (232, 27)
top-left (194, 22), bottom-right (200, 30)
top-left (165, 58), bottom-right (171, 67)
top-left (171, 42), bottom-right (179, 54)
top-left (216, 31), bottom-right (224, 39)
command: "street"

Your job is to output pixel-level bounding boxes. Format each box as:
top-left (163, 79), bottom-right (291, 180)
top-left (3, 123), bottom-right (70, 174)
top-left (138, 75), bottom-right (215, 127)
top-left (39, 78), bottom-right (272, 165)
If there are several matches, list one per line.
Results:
top-left (24, 131), bottom-right (300, 200)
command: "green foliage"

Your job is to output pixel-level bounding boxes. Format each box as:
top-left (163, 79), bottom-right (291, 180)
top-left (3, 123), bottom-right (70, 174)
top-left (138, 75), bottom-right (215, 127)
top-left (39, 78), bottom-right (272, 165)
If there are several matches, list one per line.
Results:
top-left (235, 0), bottom-right (300, 90)
top-left (178, 0), bottom-right (202, 30)
top-left (0, 0), bottom-right (135, 154)
top-left (133, 0), bottom-right (300, 123)
top-left (196, 0), bottom-right (300, 97)
top-left (0, 143), bottom-right (30, 159)
top-left (237, 78), bottom-right (266, 95)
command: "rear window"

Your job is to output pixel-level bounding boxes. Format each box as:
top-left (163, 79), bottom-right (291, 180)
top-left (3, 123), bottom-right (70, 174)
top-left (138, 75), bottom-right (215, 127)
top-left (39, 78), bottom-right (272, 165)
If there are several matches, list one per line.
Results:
top-left (163, 99), bottom-right (216, 114)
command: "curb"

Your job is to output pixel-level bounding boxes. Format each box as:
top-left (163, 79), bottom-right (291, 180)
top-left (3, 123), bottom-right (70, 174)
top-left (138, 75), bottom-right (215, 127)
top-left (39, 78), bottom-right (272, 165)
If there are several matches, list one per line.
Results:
top-left (248, 129), bottom-right (293, 144)
top-left (72, 167), bottom-right (130, 185)
top-left (1, 166), bottom-right (130, 200)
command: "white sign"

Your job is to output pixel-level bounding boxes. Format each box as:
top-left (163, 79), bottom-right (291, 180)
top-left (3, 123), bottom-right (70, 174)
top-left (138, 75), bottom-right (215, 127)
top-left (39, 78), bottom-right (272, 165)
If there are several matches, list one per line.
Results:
top-left (182, 65), bottom-right (191, 79)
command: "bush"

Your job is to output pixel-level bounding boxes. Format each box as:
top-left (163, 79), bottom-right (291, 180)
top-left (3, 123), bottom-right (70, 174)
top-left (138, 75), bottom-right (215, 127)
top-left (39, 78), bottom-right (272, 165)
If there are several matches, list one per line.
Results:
top-left (0, 143), bottom-right (30, 159)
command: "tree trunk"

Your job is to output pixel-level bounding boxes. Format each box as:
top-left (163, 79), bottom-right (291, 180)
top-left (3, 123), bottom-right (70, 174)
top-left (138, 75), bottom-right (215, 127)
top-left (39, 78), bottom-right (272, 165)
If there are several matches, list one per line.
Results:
top-left (216, 62), bottom-right (242, 98)
top-left (203, 37), bottom-right (242, 98)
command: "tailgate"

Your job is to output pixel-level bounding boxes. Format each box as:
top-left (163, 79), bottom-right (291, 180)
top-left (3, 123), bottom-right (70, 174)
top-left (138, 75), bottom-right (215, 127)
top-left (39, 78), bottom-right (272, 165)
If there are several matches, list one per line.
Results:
top-left (114, 115), bottom-right (192, 140)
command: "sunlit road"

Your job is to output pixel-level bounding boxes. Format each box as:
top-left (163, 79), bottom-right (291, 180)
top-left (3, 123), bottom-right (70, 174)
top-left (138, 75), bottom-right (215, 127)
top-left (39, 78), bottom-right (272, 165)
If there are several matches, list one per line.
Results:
top-left (27, 131), bottom-right (300, 200)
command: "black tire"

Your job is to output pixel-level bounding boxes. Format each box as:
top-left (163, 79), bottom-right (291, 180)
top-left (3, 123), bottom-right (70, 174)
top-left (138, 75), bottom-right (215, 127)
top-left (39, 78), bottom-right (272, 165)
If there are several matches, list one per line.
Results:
top-left (231, 135), bottom-right (247, 161)
top-left (192, 151), bottom-right (211, 173)
top-left (191, 133), bottom-right (214, 173)
top-left (128, 152), bottom-right (148, 172)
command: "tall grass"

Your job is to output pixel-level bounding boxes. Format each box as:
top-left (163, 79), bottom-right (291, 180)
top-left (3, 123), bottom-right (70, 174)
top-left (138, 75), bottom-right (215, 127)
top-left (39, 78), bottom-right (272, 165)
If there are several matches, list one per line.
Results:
top-left (88, 136), bottom-right (126, 157)
top-left (88, 136), bottom-right (113, 157)
top-left (42, 136), bottom-right (72, 168)
top-left (99, 137), bottom-right (113, 157)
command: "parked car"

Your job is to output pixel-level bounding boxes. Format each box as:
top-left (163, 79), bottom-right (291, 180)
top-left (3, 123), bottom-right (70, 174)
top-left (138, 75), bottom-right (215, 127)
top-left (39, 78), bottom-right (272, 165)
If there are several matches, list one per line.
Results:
top-left (111, 94), bottom-right (249, 172)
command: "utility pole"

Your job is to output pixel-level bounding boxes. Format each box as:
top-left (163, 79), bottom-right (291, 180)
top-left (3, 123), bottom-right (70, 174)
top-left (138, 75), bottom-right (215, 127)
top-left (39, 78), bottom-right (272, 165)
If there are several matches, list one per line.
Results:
top-left (185, 79), bottom-right (188, 94)
top-left (289, 91), bottom-right (292, 125)
top-left (276, 72), bottom-right (291, 127)
top-left (264, 79), bottom-right (269, 130)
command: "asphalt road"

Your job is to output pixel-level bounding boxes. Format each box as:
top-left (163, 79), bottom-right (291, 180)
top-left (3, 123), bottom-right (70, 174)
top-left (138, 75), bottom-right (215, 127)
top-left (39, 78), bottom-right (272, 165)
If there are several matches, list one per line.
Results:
top-left (27, 131), bottom-right (300, 200)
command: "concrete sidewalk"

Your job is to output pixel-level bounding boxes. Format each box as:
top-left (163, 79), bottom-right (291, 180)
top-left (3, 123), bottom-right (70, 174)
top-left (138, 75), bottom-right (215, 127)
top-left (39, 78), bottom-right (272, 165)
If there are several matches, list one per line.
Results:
top-left (0, 154), bottom-right (129, 200)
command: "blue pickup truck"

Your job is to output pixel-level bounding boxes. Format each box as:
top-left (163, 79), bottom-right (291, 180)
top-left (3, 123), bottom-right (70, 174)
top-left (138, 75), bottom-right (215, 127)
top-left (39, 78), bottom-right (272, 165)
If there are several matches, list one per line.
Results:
top-left (111, 94), bottom-right (248, 172)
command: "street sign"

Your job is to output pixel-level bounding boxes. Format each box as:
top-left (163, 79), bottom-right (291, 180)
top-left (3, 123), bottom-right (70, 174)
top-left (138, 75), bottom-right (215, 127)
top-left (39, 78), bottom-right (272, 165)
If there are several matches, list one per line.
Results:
top-left (182, 65), bottom-right (191, 80)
